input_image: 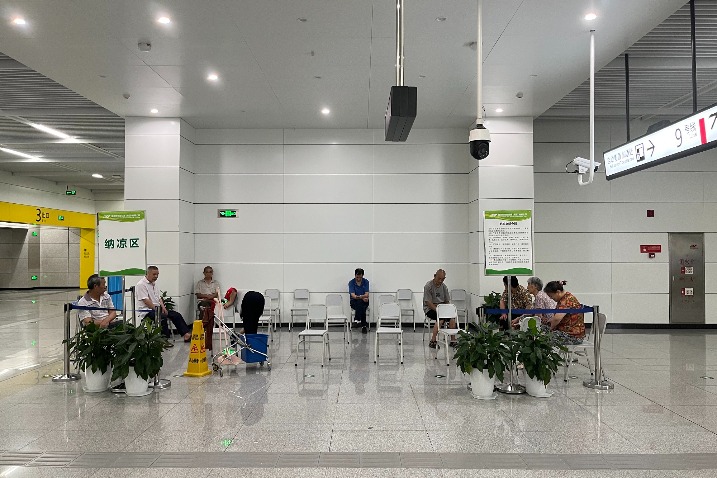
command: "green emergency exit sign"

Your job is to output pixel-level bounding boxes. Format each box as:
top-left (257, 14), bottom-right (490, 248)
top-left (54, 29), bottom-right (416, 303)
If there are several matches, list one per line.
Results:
top-left (65, 190), bottom-right (76, 196)
top-left (58, 215), bottom-right (64, 221)
top-left (31, 275), bottom-right (38, 281)
top-left (218, 209), bottom-right (237, 218)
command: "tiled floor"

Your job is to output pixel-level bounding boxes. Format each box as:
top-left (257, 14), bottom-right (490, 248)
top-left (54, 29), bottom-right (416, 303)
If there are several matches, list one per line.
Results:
top-left (2, 289), bottom-right (717, 476)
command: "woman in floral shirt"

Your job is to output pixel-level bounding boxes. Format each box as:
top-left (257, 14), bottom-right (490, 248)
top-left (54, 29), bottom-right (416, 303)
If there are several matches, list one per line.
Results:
top-left (543, 280), bottom-right (585, 345)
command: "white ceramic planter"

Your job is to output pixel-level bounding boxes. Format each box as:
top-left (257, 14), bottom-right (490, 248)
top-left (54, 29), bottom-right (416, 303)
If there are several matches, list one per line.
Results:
top-left (125, 367), bottom-right (150, 396)
top-left (84, 366), bottom-right (111, 392)
top-left (525, 375), bottom-right (550, 397)
top-left (470, 369), bottom-right (496, 398)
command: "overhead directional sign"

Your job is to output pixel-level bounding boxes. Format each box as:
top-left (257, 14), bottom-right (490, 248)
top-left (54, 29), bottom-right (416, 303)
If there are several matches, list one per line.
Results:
top-left (604, 102), bottom-right (717, 180)
top-left (217, 209), bottom-right (237, 218)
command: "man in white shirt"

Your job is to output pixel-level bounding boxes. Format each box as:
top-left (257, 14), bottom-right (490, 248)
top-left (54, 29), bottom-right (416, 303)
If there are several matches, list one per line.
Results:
top-left (135, 265), bottom-right (191, 342)
top-left (77, 274), bottom-right (120, 328)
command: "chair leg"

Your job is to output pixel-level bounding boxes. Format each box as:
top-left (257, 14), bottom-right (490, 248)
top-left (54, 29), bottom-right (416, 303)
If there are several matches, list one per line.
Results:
top-left (374, 333), bottom-right (378, 363)
top-left (563, 351), bottom-right (573, 382)
top-left (444, 334), bottom-right (450, 366)
top-left (400, 333), bottom-right (404, 364)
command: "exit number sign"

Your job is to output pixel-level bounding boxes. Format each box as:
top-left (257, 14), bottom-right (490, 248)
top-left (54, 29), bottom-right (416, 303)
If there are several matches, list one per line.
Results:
top-left (604, 101), bottom-right (717, 179)
top-left (217, 209), bottom-right (237, 218)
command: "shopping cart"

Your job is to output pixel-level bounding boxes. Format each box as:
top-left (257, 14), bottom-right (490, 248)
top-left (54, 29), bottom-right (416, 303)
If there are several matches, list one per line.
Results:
top-left (211, 292), bottom-right (271, 377)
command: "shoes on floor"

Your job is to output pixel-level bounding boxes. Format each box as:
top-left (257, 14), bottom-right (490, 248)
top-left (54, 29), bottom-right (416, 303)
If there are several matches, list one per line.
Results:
top-left (362, 326), bottom-right (368, 334)
top-left (428, 340), bottom-right (437, 349)
top-left (110, 382), bottom-right (126, 393)
top-left (450, 342), bottom-right (458, 349)
top-left (165, 342), bottom-right (174, 348)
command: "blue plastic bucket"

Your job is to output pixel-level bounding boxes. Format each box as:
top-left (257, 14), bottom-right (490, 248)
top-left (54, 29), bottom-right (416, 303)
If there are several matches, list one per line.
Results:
top-left (241, 333), bottom-right (269, 363)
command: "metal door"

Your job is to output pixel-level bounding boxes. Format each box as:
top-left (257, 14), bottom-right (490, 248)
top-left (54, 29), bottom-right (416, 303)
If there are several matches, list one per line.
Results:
top-left (669, 233), bottom-right (705, 324)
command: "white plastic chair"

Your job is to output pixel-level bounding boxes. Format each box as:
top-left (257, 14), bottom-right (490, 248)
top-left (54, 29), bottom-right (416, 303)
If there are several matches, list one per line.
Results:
top-left (397, 289), bottom-right (416, 331)
top-left (376, 294), bottom-right (397, 327)
top-left (258, 293), bottom-right (273, 341)
top-left (295, 304), bottom-right (330, 367)
top-left (563, 312), bottom-right (607, 382)
top-left (326, 293), bottom-right (350, 344)
top-left (264, 288), bottom-right (281, 330)
top-left (436, 303), bottom-right (459, 366)
top-left (290, 289), bottom-right (310, 332)
top-left (375, 302), bottom-right (403, 364)
top-left (450, 289), bottom-right (469, 325)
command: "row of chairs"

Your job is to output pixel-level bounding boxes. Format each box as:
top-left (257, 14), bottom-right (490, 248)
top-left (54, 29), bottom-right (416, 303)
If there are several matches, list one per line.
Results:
top-left (286, 288), bottom-right (471, 331)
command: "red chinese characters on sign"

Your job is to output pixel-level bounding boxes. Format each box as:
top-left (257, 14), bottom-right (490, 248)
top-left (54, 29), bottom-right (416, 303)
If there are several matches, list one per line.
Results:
top-left (640, 245), bottom-right (661, 254)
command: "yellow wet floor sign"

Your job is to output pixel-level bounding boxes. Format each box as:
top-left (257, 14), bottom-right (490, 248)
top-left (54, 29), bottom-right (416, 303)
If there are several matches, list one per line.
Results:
top-left (184, 320), bottom-right (211, 377)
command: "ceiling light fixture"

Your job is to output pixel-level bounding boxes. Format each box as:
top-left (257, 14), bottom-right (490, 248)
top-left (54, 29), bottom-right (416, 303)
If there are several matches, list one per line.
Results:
top-left (436, 17), bottom-right (446, 22)
top-left (150, 108), bottom-right (159, 114)
top-left (92, 173), bottom-right (104, 179)
top-left (321, 108), bottom-right (330, 115)
top-left (584, 13), bottom-right (597, 21)
top-left (207, 73), bottom-right (219, 81)
top-left (27, 122), bottom-right (82, 143)
top-left (297, 17), bottom-right (307, 22)
top-left (0, 147), bottom-right (44, 161)
top-left (157, 16), bottom-right (171, 24)
top-left (495, 108), bottom-right (503, 113)
top-left (12, 17), bottom-right (26, 25)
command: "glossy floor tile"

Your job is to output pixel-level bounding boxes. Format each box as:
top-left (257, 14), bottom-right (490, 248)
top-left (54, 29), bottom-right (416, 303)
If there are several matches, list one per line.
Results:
top-left (2, 289), bottom-right (717, 475)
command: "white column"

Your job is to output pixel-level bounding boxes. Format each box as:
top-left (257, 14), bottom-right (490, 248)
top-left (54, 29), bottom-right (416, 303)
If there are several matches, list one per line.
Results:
top-left (469, 117), bottom-right (534, 303)
top-left (124, 117), bottom-right (196, 319)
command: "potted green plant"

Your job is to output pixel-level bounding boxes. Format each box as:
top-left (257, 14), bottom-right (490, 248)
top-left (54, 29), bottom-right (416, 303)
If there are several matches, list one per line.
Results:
top-left (514, 319), bottom-right (566, 397)
top-left (160, 290), bottom-right (175, 311)
top-left (454, 323), bottom-right (513, 399)
top-left (111, 318), bottom-right (170, 396)
top-left (65, 322), bottom-right (114, 392)
top-left (481, 291), bottom-right (502, 325)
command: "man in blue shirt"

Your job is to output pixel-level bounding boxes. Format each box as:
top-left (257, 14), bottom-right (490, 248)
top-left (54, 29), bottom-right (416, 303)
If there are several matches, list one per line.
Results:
top-left (349, 268), bottom-right (370, 334)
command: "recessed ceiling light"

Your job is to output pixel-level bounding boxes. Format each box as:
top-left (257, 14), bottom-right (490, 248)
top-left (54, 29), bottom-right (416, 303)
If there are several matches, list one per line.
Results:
top-left (436, 17), bottom-right (446, 22)
top-left (207, 73), bottom-right (219, 81)
top-left (419, 75), bottom-right (426, 79)
top-left (321, 108), bottom-right (330, 115)
top-left (92, 173), bottom-right (104, 179)
top-left (157, 16), bottom-right (171, 24)
top-left (150, 108), bottom-right (159, 114)
top-left (12, 18), bottom-right (26, 25)
top-left (584, 13), bottom-right (597, 21)
top-left (297, 18), bottom-right (307, 22)
top-left (495, 108), bottom-right (504, 113)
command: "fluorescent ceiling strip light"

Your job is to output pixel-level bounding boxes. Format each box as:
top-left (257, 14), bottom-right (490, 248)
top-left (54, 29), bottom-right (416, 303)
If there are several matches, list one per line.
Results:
top-left (27, 122), bottom-right (82, 143)
top-left (0, 147), bottom-right (45, 161)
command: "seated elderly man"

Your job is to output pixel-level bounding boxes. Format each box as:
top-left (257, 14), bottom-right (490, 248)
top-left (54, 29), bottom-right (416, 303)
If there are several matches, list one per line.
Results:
top-left (77, 274), bottom-right (120, 328)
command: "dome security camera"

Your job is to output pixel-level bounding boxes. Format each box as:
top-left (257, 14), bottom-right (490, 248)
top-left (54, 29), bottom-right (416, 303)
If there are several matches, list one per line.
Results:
top-left (469, 123), bottom-right (491, 160)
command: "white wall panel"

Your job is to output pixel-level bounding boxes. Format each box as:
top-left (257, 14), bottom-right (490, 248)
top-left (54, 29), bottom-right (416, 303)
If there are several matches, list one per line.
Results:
top-left (285, 129), bottom-right (373, 145)
top-left (701, 173), bottom-right (717, 202)
top-left (125, 117), bottom-right (181, 136)
top-left (534, 119), bottom-right (612, 143)
top-left (468, 231), bottom-right (480, 264)
top-left (706, 263), bottom-right (717, 294)
top-left (283, 263), bottom-right (371, 293)
top-left (195, 129), bottom-right (283, 145)
top-left (483, 117), bottom-right (533, 135)
top-left (612, 263), bottom-right (669, 293)
top-left (534, 172), bottom-right (608, 203)
top-left (179, 200), bottom-right (194, 233)
top-left (194, 145), bottom-right (284, 174)
top-left (577, 293), bottom-right (612, 323)
top-left (180, 137), bottom-right (195, 173)
top-left (283, 233), bottom-right (372, 263)
top-left (610, 172), bottom-right (703, 203)
top-left (180, 120), bottom-right (196, 144)
top-left (285, 204), bottom-right (372, 233)
top-left (703, 203), bottom-right (717, 233)
top-left (373, 174), bottom-right (467, 204)
top-left (705, 233), bottom-right (717, 262)
top-left (371, 263), bottom-right (468, 295)
top-left (373, 204), bottom-right (467, 232)
top-left (373, 233), bottom-right (467, 263)
top-left (611, 203), bottom-right (704, 233)
top-left (376, 129), bottom-right (465, 144)
top-left (195, 174), bottom-right (283, 203)
top-left (179, 168), bottom-right (194, 203)
top-left (195, 204), bottom-right (284, 233)
top-left (706, 295), bottom-right (717, 324)
top-left (478, 166), bottom-right (534, 199)
top-left (650, 149), bottom-right (717, 173)
top-left (476, 133), bottom-right (533, 167)
top-left (284, 175), bottom-right (372, 203)
top-left (611, 233), bottom-right (668, 263)
top-left (373, 144), bottom-right (471, 174)
top-left (284, 145), bottom-right (374, 174)
top-left (146, 232), bottom-right (179, 265)
top-left (179, 232), bottom-right (194, 264)
top-left (196, 233), bottom-right (283, 263)
top-left (534, 233), bottom-right (611, 263)
top-left (152, 264), bottom-right (180, 296)
top-left (125, 134), bottom-right (180, 167)
top-left (469, 170), bottom-right (479, 202)
top-left (534, 203), bottom-right (610, 233)
top-left (468, 201), bottom-right (481, 233)
top-left (125, 200), bottom-right (179, 232)
top-left (533, 262), bottom-right (611, 293)
top-left (209, 263), bottom-right (285, 293)
top-left (611, 294), bottom-right (669, 324)
top-left (124, 167), bottom-right (179, 200)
